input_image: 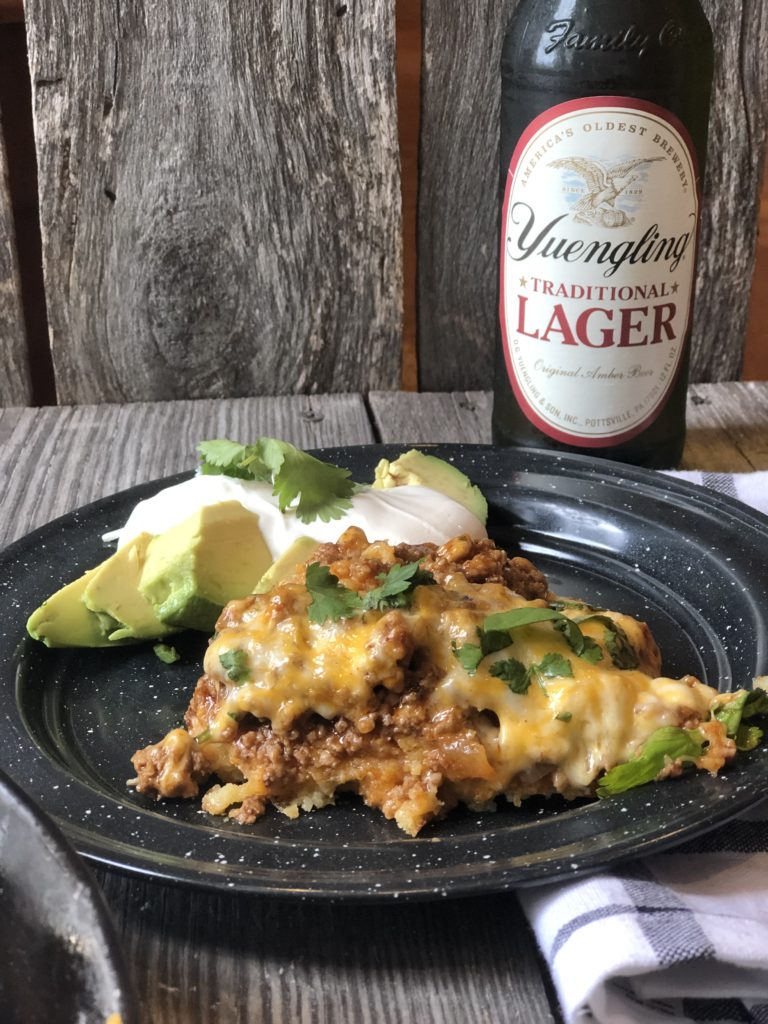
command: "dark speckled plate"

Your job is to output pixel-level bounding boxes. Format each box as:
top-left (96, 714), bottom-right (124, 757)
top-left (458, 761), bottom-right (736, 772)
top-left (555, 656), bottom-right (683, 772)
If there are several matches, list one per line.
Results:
top-left (1, 445), bottom-right (768, 900)
top-left (0, 767), bottom-right (139, 1022)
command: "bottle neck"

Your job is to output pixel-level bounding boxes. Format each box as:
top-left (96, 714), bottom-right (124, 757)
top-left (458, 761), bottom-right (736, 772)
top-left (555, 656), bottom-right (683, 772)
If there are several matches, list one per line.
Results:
top-left (502, 0), bottom-right (712, 80)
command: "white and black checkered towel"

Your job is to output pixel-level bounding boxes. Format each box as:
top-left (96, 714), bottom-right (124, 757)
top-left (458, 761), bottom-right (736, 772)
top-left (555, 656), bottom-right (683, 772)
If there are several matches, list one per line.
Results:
top-left (519, 471), bottom-right (768, 1024)
top-left (667, 472), bottom-right (768, 518)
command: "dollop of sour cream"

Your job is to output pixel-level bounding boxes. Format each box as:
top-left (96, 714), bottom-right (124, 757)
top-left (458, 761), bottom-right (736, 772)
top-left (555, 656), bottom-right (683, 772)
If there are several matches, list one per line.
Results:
top-left (104, 475), bottom-right (487, 556)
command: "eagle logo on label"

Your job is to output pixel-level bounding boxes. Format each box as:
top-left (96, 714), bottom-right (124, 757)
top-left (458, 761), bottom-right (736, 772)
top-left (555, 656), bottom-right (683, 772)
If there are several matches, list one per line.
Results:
top-left (548, 156), bottom-right (665, 228)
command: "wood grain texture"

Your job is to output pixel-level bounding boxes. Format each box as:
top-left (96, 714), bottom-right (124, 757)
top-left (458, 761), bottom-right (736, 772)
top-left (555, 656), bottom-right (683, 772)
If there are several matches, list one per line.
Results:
top-left (682, 381), bottom-right (768, 471)
top-left (0, 394), bottom-right (374, 544)
top-left (744, 153), bottom-right (768, 380)
top-left (417, 0), bottom-right (516, 392)
top-left (0, 111), bottom-right (31, 406)
top-left (418, 1), bottom-right (768, 389)
top-left (96, 872), bottom-right (558, 1024)
top-left (370, 385), bottom-right (768, 471)
top-left (694, 0), bottom-right (768, 381)
top-left (24, 0), bottom-right (402, 403)
top-left (370, 389), bottom-right (492, 443)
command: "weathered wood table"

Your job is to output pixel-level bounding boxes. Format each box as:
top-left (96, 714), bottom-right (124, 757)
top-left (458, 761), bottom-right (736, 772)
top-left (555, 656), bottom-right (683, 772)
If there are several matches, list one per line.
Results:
top-left (1, 382), bottom-right (766, 1024)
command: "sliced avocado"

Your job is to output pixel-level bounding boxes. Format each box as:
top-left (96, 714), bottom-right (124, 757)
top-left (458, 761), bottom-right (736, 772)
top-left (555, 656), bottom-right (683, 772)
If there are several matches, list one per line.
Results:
top-left (139, 501), bottom-right (273, 632)
top-left (253, 536), bottom-right (319, 594)
top-left (372, 449), bottom-right (488, 524)
top-left (26, 568), bottom-right (119, 648)
top-left (83, 533), bottom-right (175, 641)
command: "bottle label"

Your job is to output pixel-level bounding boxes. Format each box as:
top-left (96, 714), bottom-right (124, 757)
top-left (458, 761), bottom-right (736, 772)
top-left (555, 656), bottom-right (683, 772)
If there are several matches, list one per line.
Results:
top-left (499, 97), bottom-right (699, 447)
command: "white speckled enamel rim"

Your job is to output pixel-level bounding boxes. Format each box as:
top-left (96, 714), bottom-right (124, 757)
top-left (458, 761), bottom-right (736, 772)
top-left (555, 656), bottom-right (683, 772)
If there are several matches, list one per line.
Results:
top-left (1, 445), bottom-right (767, 900)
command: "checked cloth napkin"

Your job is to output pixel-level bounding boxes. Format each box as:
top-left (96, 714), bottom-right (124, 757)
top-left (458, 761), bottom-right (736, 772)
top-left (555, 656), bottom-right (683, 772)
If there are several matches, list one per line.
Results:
top-left (518, 471), bottom-right (768, 1024)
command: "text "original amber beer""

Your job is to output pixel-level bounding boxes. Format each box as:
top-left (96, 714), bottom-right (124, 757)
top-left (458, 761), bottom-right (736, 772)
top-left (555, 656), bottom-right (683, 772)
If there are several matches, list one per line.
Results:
top-left (492, 0), bottom-right (714, 467)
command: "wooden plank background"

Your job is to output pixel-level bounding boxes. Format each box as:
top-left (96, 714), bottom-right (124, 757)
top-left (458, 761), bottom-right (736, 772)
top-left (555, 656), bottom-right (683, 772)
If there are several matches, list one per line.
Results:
top-left (417, 0), bottom-right (768, 391)
top-left (0, 108), bottom-right (31, 405)
top-left (417, 0), bottom-right (513, 393)
top-left (693, 0), bottom-right (768, 381)
top-left (23, 0), bottom-right (402, 404)
top-left (745, 160), bottom-right (768, 379)
top-left (0, 394), bottom-right (375, 534)
top-left (1, 2), bottom-right (767, 403)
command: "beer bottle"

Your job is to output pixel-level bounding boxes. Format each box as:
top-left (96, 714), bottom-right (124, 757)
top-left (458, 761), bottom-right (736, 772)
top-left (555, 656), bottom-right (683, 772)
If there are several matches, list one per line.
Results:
top-left (492, 0), bottom-right (714, 468)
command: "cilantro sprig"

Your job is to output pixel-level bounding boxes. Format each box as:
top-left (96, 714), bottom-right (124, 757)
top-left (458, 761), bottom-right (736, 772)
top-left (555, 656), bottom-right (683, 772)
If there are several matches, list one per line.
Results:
top-left (305, 559), bottom-right (434, 623)
top-left (305, 563), bottom-right (363, 624)
top-left (483, 607), bottom-right (606, 666)
top-left (490, 651), bottom-right (572, 695)
top-left (197, 437), bottom-right (357, 524)
top-left (490, 657), bottom-right (530, 693)
top-left (451, 628), bottom-right (512, 676)
top-left (451, 606), bottom-right (603, 678)
top-left (362, 561), bottom-right (435, 612)
top-left (576, 614), bottom-right (639, 670)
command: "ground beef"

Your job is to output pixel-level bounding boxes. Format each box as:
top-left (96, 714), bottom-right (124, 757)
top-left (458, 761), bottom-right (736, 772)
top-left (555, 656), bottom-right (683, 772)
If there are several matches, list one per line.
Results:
top-left (222, 680), bottom-right (496, 833)
top-left (312, 527), bottom-right (549, 600)
top-left (421, 536), bottom-right (550, 600)
top-left (130, 728), bottom-right (209, 799)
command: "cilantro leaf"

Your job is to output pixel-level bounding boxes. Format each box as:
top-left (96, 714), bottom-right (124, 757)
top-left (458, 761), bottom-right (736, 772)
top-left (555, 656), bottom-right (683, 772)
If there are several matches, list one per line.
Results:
top-left (220, 649), bottom-right (251, 684)
top-left (537, 652), bottom-right (573, 679)
top-left (480, 629), bottom-right (513, 656)
top-left (490, 657), bottom-right (531, 694)
top-left (153, 643), bottom-right (180, 664)
top-left (452, 642), bottom-right (484, 675)
top-left (362, 560), bottom-right (435, 612)
top-left (197, 440), bottom-right (270, 481)
top-left (604, 628), bottom-right (639, 670)
top-left (305, 562), bottom-right (363, 624)
top-left (452, 628), bottom-right (511, 676)
top-left (578, 614), bottom-right (638, 670)
top-left (554, 618), bottom-right (604, 663)
top-left (484, 607), bottom-right (564, 633)
top-left (197, 437), bottom-right (357, 523)
top-left (555, 711), bottom-right (573, 723)
top-left (483, 606), bottom-right (604, 667)
top-left (579, 637), bottom-right (604, 664)
top-left (525, 651), bottom-right (573, 696)
top-left (260, 438), bottom-right (355, 523)
top-left (198, 439), bottom-right (251, 469)
top-left (596, 727), bottom-right (705, 798)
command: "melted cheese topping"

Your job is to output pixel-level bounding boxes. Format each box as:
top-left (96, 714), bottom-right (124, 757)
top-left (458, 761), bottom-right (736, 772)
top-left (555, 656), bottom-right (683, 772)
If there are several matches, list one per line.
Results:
top-left (205, 578), bottom-right (718, 797)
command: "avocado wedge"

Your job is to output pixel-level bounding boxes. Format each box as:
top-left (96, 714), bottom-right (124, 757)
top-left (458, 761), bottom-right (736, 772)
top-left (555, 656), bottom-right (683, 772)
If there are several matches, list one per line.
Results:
top-left (83, 533), bottom-right (175, 642)
top-left (138, 501), bottom-right (273, 632)
top-left (253, 536), bottom-right (320, 594)
top-left (27, 501), bottom-right (275, 647)
top-left (26, 568), bottom-right (119, 648)
top-left (372, 449), bottom-right (488, 524)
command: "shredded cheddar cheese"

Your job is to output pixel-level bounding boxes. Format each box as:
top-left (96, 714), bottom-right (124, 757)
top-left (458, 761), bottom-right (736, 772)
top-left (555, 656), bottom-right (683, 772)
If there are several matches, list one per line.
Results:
top-left (130, 528), bottom-right (740, 836)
